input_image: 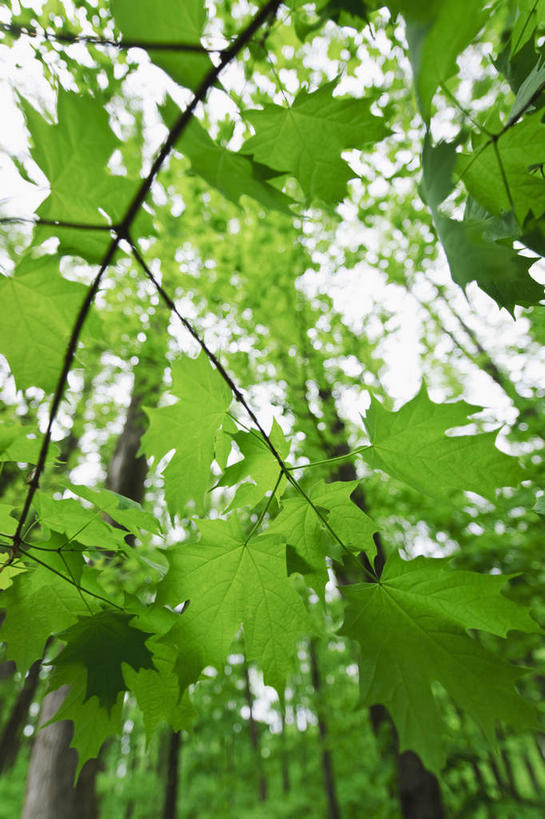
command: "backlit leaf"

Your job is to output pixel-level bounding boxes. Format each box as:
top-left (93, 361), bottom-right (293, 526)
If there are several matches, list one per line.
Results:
top-left (340, 553), bottom-right (537, 771)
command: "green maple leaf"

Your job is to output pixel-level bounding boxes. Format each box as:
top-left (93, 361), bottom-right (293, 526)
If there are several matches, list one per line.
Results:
top-left (21, 90), bottom-right (126, 260)
top-left (45, 668), bottom-right (124, 776)
top-left (0, 566), bottom-right (100, 672)
top-left (242, 79), bottom-right (390, 203)
top-left (340, 553), bottom-right (537, 772)
top-left (54, 612), bottom-right (155, 711)
top-left (458, 110), bottom-right (545, 227)
top-left (404, 0), bottom-right (486, 121)
top-left (170, 114), bottom-right (293, 213)
top-left (419, 136), bottom-right (457, 212)
top-left (112, 0), bottom-right (211, 91)
top-left (321, 0), bottom-right (371, 27)
top-left (123, 658), bottom-right (195, 739)
top-left (21, 89), bottom-right (154, 261)
top-left (217, 419), bottom-right (288, 510)
top-left (121, 605), bottom-right (192, 739)
top-left (359, 385), bottom-right (523, 500)
top-left (141, 353), bottom-right (232, 517)
top-left (268, 479), bottom-right (377, 592)
top-left (157, 517), bottom-right (312, 692)
top-left (510, 0), bottom-right (545, 55)
top-left (0, 255), bottom-right (97, 392)
top-left (509, 60), bottom-right (545, 123)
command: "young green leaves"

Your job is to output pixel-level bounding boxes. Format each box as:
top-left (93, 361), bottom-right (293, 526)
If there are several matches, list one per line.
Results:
top-left (402, 0), bottom-right (486, 121)
top-left (53, 612), bottom-right (155, 711)
top-left (141, 353), bottom-right (232, 517)
top-left (217, 419), bottom-right (288, 511)
top-left (164, 113), bottom-right (293, 214)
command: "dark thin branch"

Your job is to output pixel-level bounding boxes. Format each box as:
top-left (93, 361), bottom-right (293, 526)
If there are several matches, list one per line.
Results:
top-left (12, 0), bottom-right (284, 553)
top-left (13, 245), bottom-right (118, 548)
top-left (0, 216), bottom-right (115, 231)
top-left (116, 0), bottom-right (283, 241)
top-left (0, 22), bottom-right (217, 53)
top-left (128, 240), bottom-right (287, 465)
top-left (128, 240), bottom-right (377, 583)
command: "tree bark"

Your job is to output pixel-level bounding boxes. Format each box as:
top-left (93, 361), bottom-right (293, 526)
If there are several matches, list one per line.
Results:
top-left (243, 660), bottom-right (267, 802)
top-left (309, 639), bottom-right (341, 819)
top-left (279, 703), bottom-right (291, 794)
top-left (22, 686), bottom-right (101, 819)
top-left (162, 730), bottom-right (182, 819)
top-left (0, 654), bottom-right (42, 773)
top-left (397, 751), bottom-right (443, 819)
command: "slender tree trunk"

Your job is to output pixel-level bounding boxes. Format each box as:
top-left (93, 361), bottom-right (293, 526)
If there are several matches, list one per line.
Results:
top-left (487, 752), bottom-right (509, 797)
top-left (0, 654), bottom-right (43, 773)
top-left (243, 660), bottom-right (267, 802)
top-left (162, 730), bottom-right (182, 819)
top-left (309, 639), bottom-right (341, 819)
top-left (279, 704), bottom-right (291, 794)
top-left (496, 729), bottom-right (518, 797)
top-left (397, 751), bottom-right (443, 819)
top-left (522, 750), bottom-right (541, 795)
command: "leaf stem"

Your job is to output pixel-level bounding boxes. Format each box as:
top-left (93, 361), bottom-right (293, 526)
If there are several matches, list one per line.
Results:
top-left (439, 82), bottom-right (491, 136)
top-left (286, 447), bottom-right (369, 472)
top-left (245, 471), bottom-right (283, 543)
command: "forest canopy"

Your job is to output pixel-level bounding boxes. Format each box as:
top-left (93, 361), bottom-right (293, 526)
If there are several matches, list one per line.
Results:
top-left (1, 0), bottom-right (545, 816)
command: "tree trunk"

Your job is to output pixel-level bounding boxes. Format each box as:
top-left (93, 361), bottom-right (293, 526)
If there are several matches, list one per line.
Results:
top-left (22, 685), bottom-right (101, 819)
top-left (522, 750), bottom-right (541, 795)
top-left (397, 751), bottom-right (443, 819)
top-left (309, 639), bottom-right (341, 819)
top-left (0, 654), bottom-right (43, 773)
top-left (279, 703), bottom-right (291, 794)
top-left (243, 660), bottom-right (267, 802)
top-left (162, 730), bottom-right (182, 819)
